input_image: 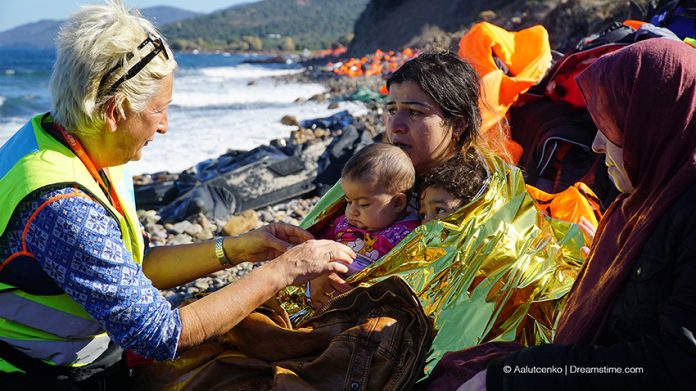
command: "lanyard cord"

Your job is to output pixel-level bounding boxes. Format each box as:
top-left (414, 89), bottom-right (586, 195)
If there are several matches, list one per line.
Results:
top-left (53, 124), bottom-right (126, 217)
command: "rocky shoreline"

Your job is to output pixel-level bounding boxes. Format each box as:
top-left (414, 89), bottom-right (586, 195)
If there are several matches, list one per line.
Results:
top-left (140, 63), bottom-right (385, 307)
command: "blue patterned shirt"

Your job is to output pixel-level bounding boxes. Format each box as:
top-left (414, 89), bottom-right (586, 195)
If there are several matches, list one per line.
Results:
top-left (0, 186), bottom-right (181, 361)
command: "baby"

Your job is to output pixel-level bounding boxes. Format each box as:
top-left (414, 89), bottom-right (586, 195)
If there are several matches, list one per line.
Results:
top-left (419, 151), bottom-right (487, 224)
top-left (321, 143), bottom-right (419, 274)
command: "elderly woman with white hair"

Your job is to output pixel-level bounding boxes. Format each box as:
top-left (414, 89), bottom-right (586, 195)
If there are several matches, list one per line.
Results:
top-left (0, 1), bottom-right (354, 389)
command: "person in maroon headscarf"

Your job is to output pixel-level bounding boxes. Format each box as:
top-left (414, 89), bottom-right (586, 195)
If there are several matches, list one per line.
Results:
top-left (424, 38), bottom-right (696, 390)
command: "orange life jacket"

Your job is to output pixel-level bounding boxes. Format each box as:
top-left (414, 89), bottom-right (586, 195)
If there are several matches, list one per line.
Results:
top-left (526, 182), bottom-right (603, 228)
top-left (458, 22), bottom-right (552, 164)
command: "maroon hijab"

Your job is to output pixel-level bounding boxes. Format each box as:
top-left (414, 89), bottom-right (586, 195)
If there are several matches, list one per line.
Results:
top-left (554, 39), bottom-right (696, 344)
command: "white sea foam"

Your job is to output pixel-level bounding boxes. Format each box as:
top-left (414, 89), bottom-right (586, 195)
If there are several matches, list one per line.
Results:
top-left (172, 76), bottom-right (326, 107)
top-left (0, 117), bottom-right (27, 147)
top-left (197, 65), bottom-right (303, 80)
top-left (0, 96), bottom-right (5, 107)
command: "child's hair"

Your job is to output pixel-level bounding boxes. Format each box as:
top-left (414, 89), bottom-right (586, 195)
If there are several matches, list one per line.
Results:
top-left (419, 149), bottom-right (487, 204)
top-left (342, 143), bottom-right (415, 194)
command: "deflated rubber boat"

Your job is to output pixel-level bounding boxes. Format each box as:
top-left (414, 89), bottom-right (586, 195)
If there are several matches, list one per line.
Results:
top-left (135, 140), bottom-right (330, 224)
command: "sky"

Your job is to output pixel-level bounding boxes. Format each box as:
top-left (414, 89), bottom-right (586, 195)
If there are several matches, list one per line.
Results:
top-left (0, 0), bottom-right (261, 32)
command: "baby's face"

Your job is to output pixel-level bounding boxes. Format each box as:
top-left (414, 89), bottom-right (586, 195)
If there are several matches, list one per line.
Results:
top-left (419, 186), bottom-right (462, 224)
top-left (342, 177), bottom-right (406, 231)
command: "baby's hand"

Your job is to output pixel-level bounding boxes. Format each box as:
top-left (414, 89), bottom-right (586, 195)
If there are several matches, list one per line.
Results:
top-left (342, 253), bottom-right (373, 278)
top-left (578, 216), bottom-right (597, 258)
top-left (309, 273), bottom-right (353, 310)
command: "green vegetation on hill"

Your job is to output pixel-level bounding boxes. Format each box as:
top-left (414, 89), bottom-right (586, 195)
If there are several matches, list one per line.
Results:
top-left (162, 0), bottom-right (369, 52)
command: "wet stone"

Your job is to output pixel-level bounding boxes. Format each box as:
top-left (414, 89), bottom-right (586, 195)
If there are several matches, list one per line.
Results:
top-left (172, 221), bottom-right (193, 235)
top-left (184, 223), bottom-right (203, 236)
top-left (194, 280), bottom-right (210, 291)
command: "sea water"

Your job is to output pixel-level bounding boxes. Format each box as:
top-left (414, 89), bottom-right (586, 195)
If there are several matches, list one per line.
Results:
top-left (0, 48), bottom-right (367, 174)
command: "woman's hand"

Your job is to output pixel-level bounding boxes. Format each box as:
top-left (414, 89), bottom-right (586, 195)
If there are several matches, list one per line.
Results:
top-left (578, 216), bottom-right (597, 258)
top-left (227, 223), bottom-right (315, 263)
top-left (309, 273), bottom-right (354, 310)
top-left (178, 239), bottom-right (354, 349)
top-left (270, 239), bottom-right (356, 287)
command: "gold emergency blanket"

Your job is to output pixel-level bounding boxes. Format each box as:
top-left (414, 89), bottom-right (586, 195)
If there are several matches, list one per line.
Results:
top-left (280, 154), bottom-right (584, 374)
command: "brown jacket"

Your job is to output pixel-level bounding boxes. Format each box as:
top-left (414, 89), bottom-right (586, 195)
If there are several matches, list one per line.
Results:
top-left (134, 276), bottom-right (433, 390)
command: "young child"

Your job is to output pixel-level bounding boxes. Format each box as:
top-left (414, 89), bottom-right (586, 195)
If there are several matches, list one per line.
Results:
top-left (321, 143), bottom-right (420, 273)
top-left (418, 150), bottom-right (487, 224)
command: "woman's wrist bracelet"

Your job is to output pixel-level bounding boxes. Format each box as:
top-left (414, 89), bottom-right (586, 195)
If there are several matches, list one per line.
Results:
top-left (214, 236), bottom-right (233, 268)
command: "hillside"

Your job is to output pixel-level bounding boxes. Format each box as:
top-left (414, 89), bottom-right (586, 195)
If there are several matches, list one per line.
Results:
top-left (1, 0), bottom-right (654, 54)
top-left (0, 20), bottom-right (63, 49)
top-left (348, 0), bottom-right (651, 56)
top-left (161, 0), bottom-right (370, 51)
top-left (0, 6), bottom-right (201, 49)
top-left (139, 6), bottom-right (203, 27)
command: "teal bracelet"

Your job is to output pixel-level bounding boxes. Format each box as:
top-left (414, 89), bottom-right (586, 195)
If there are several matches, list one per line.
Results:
top-left (214, 236), bottom-right (232, 268)
top-left (305, 281), bottom-right (312, 307)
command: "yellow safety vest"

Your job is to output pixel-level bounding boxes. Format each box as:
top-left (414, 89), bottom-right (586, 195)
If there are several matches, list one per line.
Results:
top-left (0, 114), bottom-right (144, 372)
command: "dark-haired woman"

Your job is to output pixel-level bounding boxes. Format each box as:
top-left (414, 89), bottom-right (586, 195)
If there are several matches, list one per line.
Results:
top-left (308, 51), bottom-right (490, 308)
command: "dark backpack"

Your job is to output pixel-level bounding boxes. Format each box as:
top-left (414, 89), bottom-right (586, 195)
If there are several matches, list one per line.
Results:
top-left (509, 22), bottom-right (675, 206)
top-left (534, 22), bottom-right (677, 109)
top-left (509, 97), bottom-right (618, 207)
top-left (544, 23), bottom-right (633, 108)
top-left (649, 0), bottom-right (696, 39)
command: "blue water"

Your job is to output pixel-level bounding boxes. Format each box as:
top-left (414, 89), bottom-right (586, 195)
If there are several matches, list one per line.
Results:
top-left (0, 49), bottom-right (365, 174)
top-left (0, 48), bottom-right (55, 122)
